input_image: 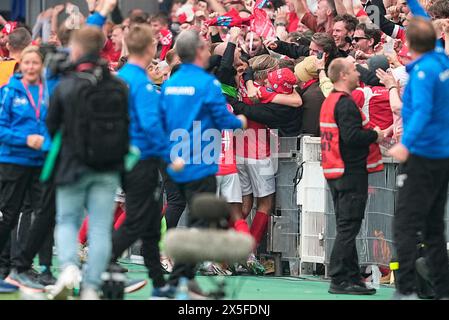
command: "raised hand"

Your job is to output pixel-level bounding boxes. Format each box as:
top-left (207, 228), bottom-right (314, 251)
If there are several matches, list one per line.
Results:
top-left (263, 39), bottom-right (278, 50)
top-left (376, 68), bottom-right (397, 89)
top-left (229, 26), bottom-right (241, 43)
top-left (99, 0), bottom-right (117, 17)
top-left (53, 4), bottom-right (65, 15)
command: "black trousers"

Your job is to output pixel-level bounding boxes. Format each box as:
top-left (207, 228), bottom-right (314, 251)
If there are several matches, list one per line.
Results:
top-left (14, 183), bottom-right (56, 273)
top-left (0, 164), bottom-right (43, 256)
top-left (394, 155), bottom-right (449, 298)
top-left (0, 205), bottom-right (32, 270)
top-left (168, 175), bottom-right (217, 286)
top-left (160, 169), bottom-right (186, 230)
top-left (0, 164), bottom-right (55, 273)
top-left (327, 173), bottom-right (368, 285)
top-left (111, 158), bottom-right (165, 288)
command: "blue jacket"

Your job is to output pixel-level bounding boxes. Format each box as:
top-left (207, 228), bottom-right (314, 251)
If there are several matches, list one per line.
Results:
top-left (160, 63), bottom-right (243, 183)
top-left (0, 74), bottom-right (51, 166)
top-left (401, 48), bottom-right (449, 159)
top-left (118, 63), bottom-right (169, 160)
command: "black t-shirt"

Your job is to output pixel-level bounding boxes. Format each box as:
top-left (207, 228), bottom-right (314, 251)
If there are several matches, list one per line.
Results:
top-left (334, 92), bottom-right (378, 174)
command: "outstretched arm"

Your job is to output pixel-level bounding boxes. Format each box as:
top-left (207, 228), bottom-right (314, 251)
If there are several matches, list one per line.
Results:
top-left (294, 0), bottom-right (309, 21)
top-left (206, 0), bottom-right (227, 15)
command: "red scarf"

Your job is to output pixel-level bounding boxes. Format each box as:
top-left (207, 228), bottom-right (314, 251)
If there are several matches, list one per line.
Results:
top-left (302, 78), bottom-right (318, 90)
top-left (159, 29), bottom-right (173, 60)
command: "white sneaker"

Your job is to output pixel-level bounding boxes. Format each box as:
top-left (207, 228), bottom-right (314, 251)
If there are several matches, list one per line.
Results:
top-left (80, 287), bottom-right (100, 300)
top-left (47, 265), bottom-right (81, 300)
top-left (160, 255), bottom-right (173, 273)
top-left (78, 245), bottom-right (88, 264)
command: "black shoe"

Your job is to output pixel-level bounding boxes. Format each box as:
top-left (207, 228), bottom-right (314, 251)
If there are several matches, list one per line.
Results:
top-left (329, 281), bottom-right (376, 295)
top-left (37, 270), bottom-right (57, 286)
top-left (24, 269), bottom-right (41, 282)
top-left (392, 291), bottom-right (419, 300)
top-left (0, 267), bottom-right (10, 280)
top-left (415, 257), bottom-right (431, 282)
top-left (187, 279), bottom-right (211, 300)
top-left (108, 262), bottom-right (128, 273)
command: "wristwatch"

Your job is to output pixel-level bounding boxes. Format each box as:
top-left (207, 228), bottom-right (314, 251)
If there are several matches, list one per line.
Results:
top-left (275, 22), bottom-right (287, 27)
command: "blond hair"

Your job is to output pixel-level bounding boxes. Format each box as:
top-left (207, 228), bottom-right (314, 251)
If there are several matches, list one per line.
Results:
top-left (20, 45), bottom-right (43, 62)
top-left (249, 54), bottom-right (277, 82)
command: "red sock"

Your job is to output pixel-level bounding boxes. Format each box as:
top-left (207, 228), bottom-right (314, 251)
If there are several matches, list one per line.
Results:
top-left (250, 211), bottom-right (269, 246)
top-left (161, 203), bottom-right (168, 216)
top-left (114, 212), bottom-right (126, 230)
top-left (233, 219), bottom-right (250, 234)
top-left (78, 217), bottom-right (89, 245)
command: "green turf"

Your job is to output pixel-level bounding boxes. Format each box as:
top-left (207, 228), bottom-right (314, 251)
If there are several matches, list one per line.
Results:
top-left (121, 261), bottom-right (396, 300)
top-left (0, 258), bottom-right (396, 300)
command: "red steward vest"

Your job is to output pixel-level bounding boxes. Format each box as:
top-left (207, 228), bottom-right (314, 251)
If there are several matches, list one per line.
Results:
top-left (320, 92), bottom-right (383, 180)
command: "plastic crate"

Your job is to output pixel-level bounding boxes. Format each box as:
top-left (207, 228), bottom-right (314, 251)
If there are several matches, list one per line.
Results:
top-left (300, 211), bottom-right (325, 264)
top-left (300, 136), bottom-right (321, 162)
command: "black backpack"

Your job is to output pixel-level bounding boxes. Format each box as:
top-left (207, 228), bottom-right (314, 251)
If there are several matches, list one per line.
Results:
top-left (71, 65), bottom-right (129, 170)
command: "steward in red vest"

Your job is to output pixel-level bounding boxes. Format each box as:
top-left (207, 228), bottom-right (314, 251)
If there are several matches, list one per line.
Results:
top-left (320, 57), bottom-right (384, 296)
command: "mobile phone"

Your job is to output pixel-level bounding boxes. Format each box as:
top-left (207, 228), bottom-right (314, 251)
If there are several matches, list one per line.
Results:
top-left (384, 40), bottom-right (394, 55)
top-left (317, 52), bottom-right (324, 59)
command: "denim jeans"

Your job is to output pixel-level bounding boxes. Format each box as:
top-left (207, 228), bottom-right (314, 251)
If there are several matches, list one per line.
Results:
top-left (55, 172), bottom-right (119, 290)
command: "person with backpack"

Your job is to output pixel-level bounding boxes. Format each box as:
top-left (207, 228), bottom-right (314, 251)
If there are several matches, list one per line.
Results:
top-left (46, 25), bottom-right (129, 300)
top-left (0, 45), bottom-right (51, 293)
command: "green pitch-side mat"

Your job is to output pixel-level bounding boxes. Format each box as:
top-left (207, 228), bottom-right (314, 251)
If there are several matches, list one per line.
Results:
top-left (0, 258), bottom-right (396, 300)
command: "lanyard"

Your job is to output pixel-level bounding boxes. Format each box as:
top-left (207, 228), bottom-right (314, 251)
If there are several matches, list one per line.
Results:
top-left (21, 80), bottom-right (43, 120)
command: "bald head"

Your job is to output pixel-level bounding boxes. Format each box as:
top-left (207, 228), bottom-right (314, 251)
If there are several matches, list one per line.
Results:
top-left (328, 58), bottom-right (351, 83)
top-left (328, 57), bottom-right (360, 91)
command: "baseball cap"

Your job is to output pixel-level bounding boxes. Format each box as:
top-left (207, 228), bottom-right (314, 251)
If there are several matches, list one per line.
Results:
top-left (267, 68), bottom-right (297, 94)
top-left (294, 56), bottom-right (318, 82)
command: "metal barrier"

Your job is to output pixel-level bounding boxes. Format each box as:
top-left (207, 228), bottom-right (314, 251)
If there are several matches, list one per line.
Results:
top-left (267, 136), bottom-right (302, 276)
top-left (324, 160), bottom-right (398, 267)
top-left (269, 136), bottom-right (449, 275)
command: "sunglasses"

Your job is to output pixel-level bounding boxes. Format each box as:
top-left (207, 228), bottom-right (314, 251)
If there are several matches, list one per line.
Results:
top-left (353, 36), bottom-right (369, 42)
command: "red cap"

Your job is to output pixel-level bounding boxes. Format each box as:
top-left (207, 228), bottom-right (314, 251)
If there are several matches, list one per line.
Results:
top-left (267, 68), bottom-right (296, 94)
top-left (1, 22), bottom-right (18, 35)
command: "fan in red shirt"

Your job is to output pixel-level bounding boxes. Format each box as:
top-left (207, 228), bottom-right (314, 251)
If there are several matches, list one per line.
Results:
top-left (351, 55), bottom-right (394, 134)
top-left (352, 85), bottom-right (394, 132)
top-left (101, 24), bottom-right (123, 70)
top-left (0, 22), bottom-right (18, 58)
